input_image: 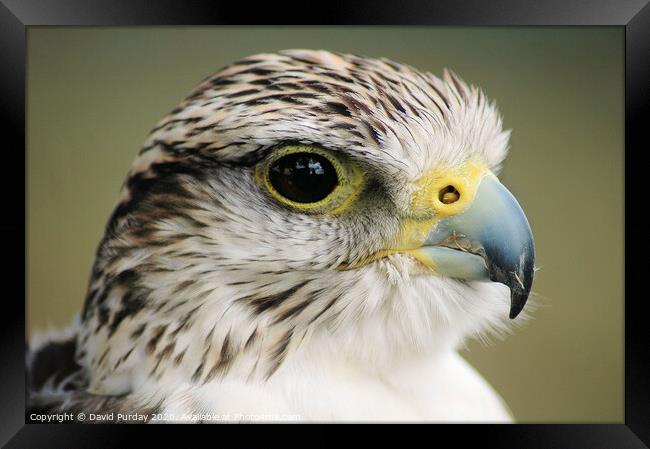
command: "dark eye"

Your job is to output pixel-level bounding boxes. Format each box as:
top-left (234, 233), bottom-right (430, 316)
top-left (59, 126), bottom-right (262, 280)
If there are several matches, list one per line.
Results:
top-left (268, 152), bottom-right (339, 203)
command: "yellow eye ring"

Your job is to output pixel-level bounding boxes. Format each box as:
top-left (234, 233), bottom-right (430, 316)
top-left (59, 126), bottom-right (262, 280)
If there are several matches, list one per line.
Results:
top-left (255, 144), bottom-right (365, 215)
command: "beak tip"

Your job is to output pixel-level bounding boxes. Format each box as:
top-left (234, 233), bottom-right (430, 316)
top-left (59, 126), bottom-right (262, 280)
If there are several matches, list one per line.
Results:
top-left (508, 284), bottom-right (531, 320)
top-left (509, 299), bottom-right (526, 319)
top-left (489, 266), bottom-right (533, 320)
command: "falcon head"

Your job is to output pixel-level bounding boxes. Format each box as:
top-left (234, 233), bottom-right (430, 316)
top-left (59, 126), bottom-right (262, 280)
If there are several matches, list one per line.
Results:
top-left (78, 50), bottom-right (534, 394)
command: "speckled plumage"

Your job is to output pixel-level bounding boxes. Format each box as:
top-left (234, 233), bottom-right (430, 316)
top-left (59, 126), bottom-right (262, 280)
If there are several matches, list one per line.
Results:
top-left (27, 50), bottom-right (521, 422)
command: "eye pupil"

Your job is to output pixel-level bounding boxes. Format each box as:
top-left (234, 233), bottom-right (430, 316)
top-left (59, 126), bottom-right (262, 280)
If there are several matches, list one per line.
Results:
top-left (269, 152), bottom-right (338, 203)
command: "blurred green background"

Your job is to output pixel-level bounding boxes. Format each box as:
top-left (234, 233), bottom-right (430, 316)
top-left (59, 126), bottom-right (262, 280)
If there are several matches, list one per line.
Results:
top-left (26, 27), bottom-right (623, 422)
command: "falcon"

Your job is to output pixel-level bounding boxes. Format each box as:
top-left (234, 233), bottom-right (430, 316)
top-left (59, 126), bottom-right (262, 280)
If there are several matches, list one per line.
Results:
top-left (27, 49), bottom-right (535, 422)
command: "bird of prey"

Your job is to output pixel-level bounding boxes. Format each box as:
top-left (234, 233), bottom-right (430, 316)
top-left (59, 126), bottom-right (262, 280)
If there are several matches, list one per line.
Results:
top-left (27, 49), bottom-right (535, 423)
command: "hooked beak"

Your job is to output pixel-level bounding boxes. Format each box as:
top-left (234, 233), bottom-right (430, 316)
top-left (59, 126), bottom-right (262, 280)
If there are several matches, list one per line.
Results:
top-left (412, 172), bottom-right (535, 319)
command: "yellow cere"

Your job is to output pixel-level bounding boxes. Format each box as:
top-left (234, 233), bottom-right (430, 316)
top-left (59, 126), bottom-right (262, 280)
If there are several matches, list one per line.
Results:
top-left (256, 144), bottom-right (366, 215)
top-left (394, 160), bottom-right (491, 248)
top-left (409, 160), bottom-right (490, 219)
top-left (339, 159), bottom-right (493, 271)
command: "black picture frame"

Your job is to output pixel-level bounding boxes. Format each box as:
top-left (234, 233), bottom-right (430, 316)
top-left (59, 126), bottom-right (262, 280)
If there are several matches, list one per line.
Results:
top-left (1, 0), bottom-right (647, 446)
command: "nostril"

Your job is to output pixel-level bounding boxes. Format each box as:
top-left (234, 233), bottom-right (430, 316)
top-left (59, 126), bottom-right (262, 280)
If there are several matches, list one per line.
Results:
top-left (439, 185), bottom-right (460, 204)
